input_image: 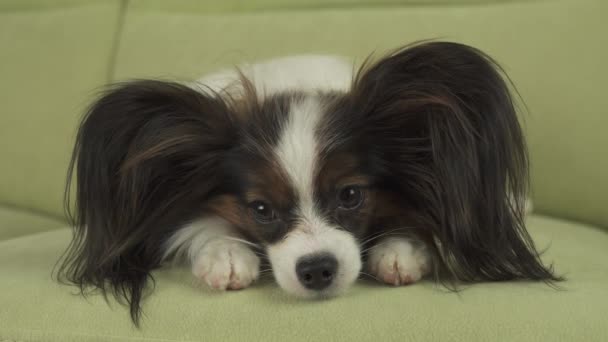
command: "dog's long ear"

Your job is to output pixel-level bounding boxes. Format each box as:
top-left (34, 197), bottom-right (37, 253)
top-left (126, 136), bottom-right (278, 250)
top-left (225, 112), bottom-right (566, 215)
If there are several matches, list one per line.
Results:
top-left (57, 80), bottom-right (238, 325)
top-left (351, 42), bottom-right (560, 283)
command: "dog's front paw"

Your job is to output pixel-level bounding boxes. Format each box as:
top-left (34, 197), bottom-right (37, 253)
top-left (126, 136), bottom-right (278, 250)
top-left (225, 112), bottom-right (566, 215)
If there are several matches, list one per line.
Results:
top-left (367, 237), bottom-right (431, 286)
top-left (192, 239), bottom-right (260, 290)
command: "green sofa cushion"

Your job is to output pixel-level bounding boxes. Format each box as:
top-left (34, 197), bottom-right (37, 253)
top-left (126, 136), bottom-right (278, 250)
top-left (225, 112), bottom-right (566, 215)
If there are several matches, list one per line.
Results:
top-left (0, 1), bottom-right (121, 219)
top-left (127, 0), bottom-right (523, 13)
top-left (0, 0), bottom-right (112, 11)
top-left (112, 0), bottom-right (608, 230)
top-left (0, 205), bottom-right (64, 241)
top-left (0, 215), bottom-right (606, 341)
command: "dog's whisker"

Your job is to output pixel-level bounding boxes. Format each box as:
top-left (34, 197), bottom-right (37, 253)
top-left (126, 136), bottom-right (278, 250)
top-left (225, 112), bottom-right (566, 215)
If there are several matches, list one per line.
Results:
top-left (359, 271), bottom-right (381, 282)
top-left (360, 232), bottom-right (412, 250)
top-left (223, 237), bottom-right (263, 250)
top-left (359, 232), bottom-right (414, 252)
top-left (359, 227), bottom-right (413, 246)
top-left (359, 245), bottom-right (380, 255)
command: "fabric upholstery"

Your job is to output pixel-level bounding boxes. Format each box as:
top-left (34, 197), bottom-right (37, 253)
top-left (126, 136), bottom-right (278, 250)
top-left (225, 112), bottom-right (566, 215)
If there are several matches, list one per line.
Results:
top-left (0, 0), bottom-right (120, 219)
top-left (1, 0), bottom-right (606, 227)
top-left (0, 205), bottom-right (64, 241)
top-left (126, 0), bottom-right (526, 13)
top-left (1, 215), bottom-right (606, 341)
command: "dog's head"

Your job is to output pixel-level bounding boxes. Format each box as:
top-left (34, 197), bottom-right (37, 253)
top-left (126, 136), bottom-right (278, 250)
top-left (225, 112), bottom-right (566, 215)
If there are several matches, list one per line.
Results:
top-left (216, 92), bottom-right (374, 298)
top-left (58, 42), bottom-right (559, 325)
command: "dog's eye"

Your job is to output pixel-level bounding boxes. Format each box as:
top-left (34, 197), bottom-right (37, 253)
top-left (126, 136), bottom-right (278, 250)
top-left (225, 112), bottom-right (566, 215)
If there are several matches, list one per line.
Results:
top-left (337, 186), bottom-right (364, 210)
top-left (248, 200), bottom-right (277, 224)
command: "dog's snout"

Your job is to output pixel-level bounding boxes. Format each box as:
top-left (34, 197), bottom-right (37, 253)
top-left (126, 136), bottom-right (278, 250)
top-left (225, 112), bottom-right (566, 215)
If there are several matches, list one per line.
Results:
top-left (295, 253), bottom-right (338, 290)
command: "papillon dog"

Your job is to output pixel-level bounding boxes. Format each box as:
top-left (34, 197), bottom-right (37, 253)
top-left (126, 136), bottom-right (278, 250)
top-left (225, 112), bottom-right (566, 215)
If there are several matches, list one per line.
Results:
top-left (58, 41), bottom-right (560, 325)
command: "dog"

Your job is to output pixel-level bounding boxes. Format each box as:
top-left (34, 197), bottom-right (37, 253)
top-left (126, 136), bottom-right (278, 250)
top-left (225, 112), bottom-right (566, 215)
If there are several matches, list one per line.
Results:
top-left (58, 41), bottom-right (559, 325)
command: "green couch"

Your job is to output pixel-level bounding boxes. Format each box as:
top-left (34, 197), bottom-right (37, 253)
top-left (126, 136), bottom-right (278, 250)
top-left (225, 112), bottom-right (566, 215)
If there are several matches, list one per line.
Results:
top-left (1, 0), bottom-right (607, 341)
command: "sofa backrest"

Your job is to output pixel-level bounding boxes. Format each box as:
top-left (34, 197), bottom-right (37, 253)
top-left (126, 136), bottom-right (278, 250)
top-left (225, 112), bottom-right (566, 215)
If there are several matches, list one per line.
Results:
top-left (0, 0), bottom-right (120, 218)
top-left (1, 0), bottom-right (606, 229)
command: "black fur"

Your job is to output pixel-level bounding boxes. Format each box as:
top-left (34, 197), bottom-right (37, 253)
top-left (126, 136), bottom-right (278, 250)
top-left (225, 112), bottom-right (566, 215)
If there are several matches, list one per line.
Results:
top-left (57, 81), bottom-right (238, 325)
top-left (349, 41), bottom-right (561, 283)
top-left (57, 42), bottom-right (560, 327)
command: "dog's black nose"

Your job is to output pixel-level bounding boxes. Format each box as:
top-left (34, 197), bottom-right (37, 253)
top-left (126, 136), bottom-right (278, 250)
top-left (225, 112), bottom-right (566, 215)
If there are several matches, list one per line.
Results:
top-left (295, 253), bottom-right (338, 291)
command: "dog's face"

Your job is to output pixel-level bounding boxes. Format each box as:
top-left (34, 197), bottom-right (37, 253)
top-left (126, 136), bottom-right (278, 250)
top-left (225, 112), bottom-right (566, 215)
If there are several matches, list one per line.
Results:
top-left (212, 93), bottom-right (384, 297)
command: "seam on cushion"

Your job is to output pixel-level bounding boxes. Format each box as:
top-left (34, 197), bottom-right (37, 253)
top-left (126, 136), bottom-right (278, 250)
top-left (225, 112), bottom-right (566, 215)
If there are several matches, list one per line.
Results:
top-left (0, 1), bottom-right (116, 13)
top-left (0, 202), bottom-right (66, 224)
top-left (530, 213), bottom-right (608, 235)
top-left (0, 228), bottom-right (70, 246)
top-left (0, 227), bottom-right (67, 244)
top-left (534, 207), bottom-right (608, 232)
top-left (4, 329), bottom-right (199, 342)
top-left (530, 213), bottom-right (606, 231)
top-left (127, 0), bottom-right (546, 15)
top-left (107, 0), bottom-right (128, 82)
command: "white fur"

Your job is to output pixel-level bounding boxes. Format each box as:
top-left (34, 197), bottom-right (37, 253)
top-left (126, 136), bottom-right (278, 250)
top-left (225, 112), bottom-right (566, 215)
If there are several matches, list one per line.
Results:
top-left (191, 238), bottom-right (260, 290)
top-left (163, 217), bottom-right (260, 290)
top-left (266, 95), bottom-right (361, 297)
top-left (275, 96), bottom-right (321, 217)
top-left (170, 56), bottom-right (359, 295)
top-left (177, 55), bottom-right (426, 295)
top-left (195, 55), bottom-right (353, 97)
top-left (367, 237), bottom-right (431, 286)
top-left (267, 229), bottom-right (361, 297)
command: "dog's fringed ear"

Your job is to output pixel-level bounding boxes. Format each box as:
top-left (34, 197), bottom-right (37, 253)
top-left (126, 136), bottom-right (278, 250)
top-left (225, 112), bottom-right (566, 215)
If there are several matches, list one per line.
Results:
top-left (56, 80), bottom-right (238, 325)
top-left (351, 42), bottom-right (561, 284)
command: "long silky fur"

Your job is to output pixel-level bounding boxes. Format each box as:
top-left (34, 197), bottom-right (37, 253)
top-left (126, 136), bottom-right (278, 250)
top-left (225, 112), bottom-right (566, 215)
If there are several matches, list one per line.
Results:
top-left (56, 42), bottom-right (561, 327)
top-left (350, 41), bottom-right (561, 284)
top-left (56, 80), bottom-right (239, 325)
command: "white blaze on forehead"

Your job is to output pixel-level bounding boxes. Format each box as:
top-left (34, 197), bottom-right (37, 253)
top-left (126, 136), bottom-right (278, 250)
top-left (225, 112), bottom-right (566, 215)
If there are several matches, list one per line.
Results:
top-left (270, 95), bottom-right (361, 297)
top-left (274, 95), bottom-right (322, 223)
